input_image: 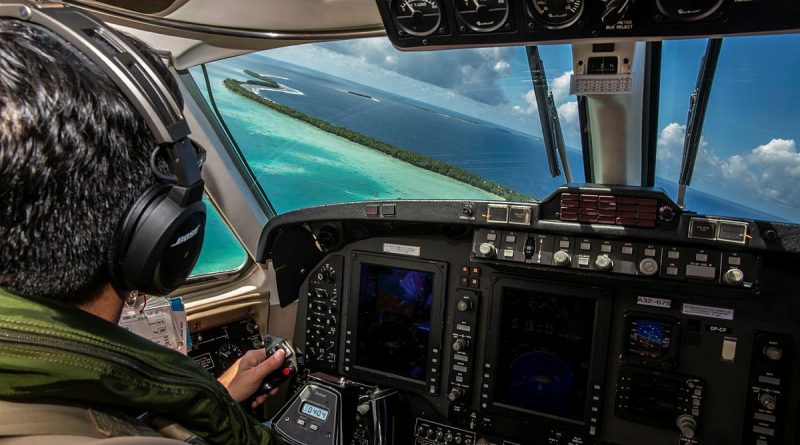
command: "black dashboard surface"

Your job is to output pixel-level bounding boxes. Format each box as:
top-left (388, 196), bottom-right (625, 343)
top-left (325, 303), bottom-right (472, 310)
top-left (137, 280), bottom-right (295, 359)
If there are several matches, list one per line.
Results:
top-left (259, 187), bottom-right (800, 445)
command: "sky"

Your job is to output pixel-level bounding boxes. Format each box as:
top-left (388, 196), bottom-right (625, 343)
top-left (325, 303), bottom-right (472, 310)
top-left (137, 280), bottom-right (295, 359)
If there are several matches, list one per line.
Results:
top-left (263, 35), bottom-right (800, 221)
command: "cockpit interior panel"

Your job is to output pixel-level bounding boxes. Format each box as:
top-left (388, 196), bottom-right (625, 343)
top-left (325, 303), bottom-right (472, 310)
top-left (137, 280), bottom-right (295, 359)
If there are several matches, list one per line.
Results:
top-left (257, 185), bottom-right (800, 445)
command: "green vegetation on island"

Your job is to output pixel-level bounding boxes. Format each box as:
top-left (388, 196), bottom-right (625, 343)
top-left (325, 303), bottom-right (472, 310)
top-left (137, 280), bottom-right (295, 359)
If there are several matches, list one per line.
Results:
top-left (223, 76), bottom-right (534, 202)
top-left (243, 69), bottom-right (280, 88)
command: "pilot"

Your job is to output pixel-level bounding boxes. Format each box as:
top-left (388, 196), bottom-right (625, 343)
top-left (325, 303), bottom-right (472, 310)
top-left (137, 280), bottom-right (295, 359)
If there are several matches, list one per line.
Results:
top-left (0, 18), bottom-right (282, 444)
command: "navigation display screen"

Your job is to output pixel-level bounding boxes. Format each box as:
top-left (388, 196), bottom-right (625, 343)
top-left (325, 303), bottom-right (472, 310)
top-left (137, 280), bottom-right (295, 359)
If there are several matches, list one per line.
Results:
top-left (494, 287), bottom-right (597, 421)
top-left (354, 263), bottom-right (434, 383)
top-left (626, 318), bottom-right (672, 358)
top-left (623, 315), bottom-right (677, 368)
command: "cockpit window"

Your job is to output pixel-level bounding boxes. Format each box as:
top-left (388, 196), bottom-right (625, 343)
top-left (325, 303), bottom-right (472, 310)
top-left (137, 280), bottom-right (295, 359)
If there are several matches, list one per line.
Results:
top-left (657, 35), bottom-right (800, 222)
top-left (188, 38), bottom-right (583, 214)
top-left (190, 198), bottom-right (248, 277)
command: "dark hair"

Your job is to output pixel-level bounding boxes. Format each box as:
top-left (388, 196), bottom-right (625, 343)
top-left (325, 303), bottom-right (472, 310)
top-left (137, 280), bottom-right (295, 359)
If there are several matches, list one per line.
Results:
top-left (0, 19), bottom-right (182, 305)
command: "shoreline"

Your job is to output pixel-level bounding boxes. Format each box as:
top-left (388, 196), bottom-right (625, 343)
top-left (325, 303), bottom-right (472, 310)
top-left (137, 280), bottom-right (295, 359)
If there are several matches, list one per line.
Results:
top-left (223, 76), bottom-right (534, 202)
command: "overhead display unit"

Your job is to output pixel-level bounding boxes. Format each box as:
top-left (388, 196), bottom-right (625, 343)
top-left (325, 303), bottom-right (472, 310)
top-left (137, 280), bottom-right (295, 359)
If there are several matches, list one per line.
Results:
top-left (375, 0), bottom-right (800, 50)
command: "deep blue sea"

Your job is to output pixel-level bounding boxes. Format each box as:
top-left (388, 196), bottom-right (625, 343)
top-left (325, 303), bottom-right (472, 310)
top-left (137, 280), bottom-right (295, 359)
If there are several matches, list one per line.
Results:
top-left (190, 54), bottom-right (781, 275)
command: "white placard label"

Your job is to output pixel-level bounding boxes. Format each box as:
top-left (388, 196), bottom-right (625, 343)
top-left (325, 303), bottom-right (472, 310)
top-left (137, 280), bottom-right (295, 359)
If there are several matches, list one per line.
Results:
top-left (637, 296), bottom-right (672, 309)
top-left (570, 74), bottom-right (633, 95)
top-left (382, 243), bottom-right (420, 257)
top-left (682, 303), bottom-right (735, 321)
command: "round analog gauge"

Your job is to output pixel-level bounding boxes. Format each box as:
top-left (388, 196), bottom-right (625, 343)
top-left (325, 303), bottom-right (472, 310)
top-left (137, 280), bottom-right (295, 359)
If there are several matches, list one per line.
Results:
top-left (217, 343), bottom-right (242, 369)
top-left (454, 0), bottom-right (510, 33)
top-left (529, 0), bottom-right (584, 29)
top-left (393, 0), bottom-right (443, 37)
top-left (656, 0), bottom-right (724, 21)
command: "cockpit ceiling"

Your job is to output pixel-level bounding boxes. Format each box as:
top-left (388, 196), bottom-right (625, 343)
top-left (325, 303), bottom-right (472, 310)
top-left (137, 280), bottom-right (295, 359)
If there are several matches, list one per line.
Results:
top-left (71, 0), bottom-right (383, 32)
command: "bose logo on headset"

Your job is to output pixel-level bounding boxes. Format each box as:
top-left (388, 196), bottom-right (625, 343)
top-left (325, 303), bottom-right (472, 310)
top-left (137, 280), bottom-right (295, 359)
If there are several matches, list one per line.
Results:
top-left (0, 1), bottom-right (208, 296)
top-left (171, 225), bottom-right (201, 248)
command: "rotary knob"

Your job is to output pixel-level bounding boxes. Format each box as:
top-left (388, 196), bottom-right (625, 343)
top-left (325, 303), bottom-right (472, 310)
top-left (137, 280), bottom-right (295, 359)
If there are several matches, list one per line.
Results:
top-left (764, 345), bottom-right (783, 361)
top-left (676, 414), bottom-right (698, 439)
top-left (639, 257), bottom-right (659, 276)
top-left (595, 254), bottom-right (613, 271)
top-left (759, 393), bottom-right (777, 410)
top-left (478, 243), bottom-right (496, 257)
top-left (723, 268), bottom-right (744, 286)
top-left (447, 387), bottom-right (465, 402)
top-left (457, 299), bottom-right (473, 312)
top-left (553, 250), bottom-right (571, 267)
top-left (317, 264), bottom-right (335, 283)
top-left (452, 338), bottom-right (470, 352)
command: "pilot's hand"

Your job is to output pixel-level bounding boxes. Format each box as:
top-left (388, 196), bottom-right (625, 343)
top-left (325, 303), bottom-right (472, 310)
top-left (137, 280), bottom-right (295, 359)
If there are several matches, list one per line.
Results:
top-left (217, 348), bottom-right (286, 408)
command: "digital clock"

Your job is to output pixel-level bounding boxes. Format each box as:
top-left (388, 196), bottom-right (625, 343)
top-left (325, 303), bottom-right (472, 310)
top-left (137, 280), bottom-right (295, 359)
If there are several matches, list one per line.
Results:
top-left (300, 401), bottom-right (329, 421)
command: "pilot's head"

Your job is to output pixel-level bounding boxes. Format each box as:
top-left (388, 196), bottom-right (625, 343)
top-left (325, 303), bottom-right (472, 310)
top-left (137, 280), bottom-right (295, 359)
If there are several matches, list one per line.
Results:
top-left (0, 19), bottom-right (183, 308)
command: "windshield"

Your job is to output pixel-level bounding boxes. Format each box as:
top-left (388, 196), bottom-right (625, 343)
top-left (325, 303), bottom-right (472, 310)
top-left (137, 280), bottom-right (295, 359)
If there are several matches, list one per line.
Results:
top-left (656, 35), bottom-right (800, 223)
top-left (190, 39), bottom-right (582, 214)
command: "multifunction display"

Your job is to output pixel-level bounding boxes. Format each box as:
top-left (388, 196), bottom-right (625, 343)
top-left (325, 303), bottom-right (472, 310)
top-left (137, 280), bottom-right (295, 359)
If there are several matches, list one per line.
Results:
top-left (494, 287), bottom-right (597, 421)
top-left (355, 263), bottom-right (435, 383)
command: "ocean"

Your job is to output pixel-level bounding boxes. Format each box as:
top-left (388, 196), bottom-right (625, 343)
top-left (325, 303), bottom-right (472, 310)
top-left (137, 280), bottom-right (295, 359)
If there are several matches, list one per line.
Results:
top-left (188, 53), bottom-right (780, 276)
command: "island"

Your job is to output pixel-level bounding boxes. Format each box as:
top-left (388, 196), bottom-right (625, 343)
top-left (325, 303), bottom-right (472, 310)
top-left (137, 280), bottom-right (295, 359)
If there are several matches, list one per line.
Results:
top-left (243, 69), bottom-right (280, 89)
top-left (223, 74), bottom-right (534, 203)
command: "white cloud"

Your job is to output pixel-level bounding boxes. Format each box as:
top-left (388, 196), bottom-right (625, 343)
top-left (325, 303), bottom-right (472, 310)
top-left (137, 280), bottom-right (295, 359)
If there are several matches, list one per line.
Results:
top-left (656, 122), bottom-right (685, 164)
top-left (286, 38), bottom-right (517, 106)
top-left (551, 71), bottom-right (572, 104)
top-left (514, 88), bottom-right (539, 116)
top-left (493, 60), bottom-right (511, 75)
top-left (657, 122), bottom-right (800, 208)
top-left (557, 100), bottom-right (579, 138)
top-left (511, 71), bottom-right (579, 146)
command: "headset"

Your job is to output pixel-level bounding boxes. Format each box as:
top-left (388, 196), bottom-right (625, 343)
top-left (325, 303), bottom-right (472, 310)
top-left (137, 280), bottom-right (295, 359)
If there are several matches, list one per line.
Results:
top-left (0, 1), bottom-right (206, 295)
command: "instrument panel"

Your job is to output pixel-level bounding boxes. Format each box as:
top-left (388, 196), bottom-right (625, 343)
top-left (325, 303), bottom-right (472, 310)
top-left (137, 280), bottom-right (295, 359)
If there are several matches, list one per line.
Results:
top-left (260, 186), bottom-right (800, 445)
top-left (374, 0), bottom-right (800, 50)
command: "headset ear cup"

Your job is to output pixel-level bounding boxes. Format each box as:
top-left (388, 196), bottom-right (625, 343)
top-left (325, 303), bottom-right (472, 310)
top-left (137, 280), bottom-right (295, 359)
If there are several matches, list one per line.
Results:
top-left (120, 192), bottom-right (206, 295)
top-left (109, 184), bottom-right (171, 291)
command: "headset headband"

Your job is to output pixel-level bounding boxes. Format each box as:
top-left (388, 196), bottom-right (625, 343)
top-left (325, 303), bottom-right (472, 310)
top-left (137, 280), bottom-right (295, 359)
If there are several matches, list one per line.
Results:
top-left (0, 0), bottom-right (202, 190)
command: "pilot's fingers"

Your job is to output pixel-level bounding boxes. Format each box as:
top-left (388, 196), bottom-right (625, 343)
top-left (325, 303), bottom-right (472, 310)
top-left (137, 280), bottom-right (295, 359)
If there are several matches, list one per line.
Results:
top-left (251, 394), bottom-right (269, 409)
top-left (240, 348), bottom-right (268, 368)
top-left (254, 348), bottom-right (285, 378)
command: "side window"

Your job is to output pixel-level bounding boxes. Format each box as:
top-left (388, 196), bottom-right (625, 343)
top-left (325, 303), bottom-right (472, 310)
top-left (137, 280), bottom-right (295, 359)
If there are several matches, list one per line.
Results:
top-left (190, 198), bottom-right (248, 277)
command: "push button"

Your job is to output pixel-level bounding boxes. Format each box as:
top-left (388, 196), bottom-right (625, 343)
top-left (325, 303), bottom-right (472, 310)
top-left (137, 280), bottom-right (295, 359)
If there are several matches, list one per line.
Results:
top-left (689, 218), bottom-right (717, 240)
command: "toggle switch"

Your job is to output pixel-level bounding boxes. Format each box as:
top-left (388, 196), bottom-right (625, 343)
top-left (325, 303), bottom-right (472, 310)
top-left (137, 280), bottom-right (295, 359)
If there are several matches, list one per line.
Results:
top-left (721, 337), bottom-right (737, 362)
